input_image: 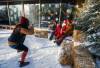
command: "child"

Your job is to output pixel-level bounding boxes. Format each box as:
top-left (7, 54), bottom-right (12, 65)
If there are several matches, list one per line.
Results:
top-left (8, 16), bottom-right (34, 67)
top-left (49, 20), bottom-right (57, 40)
top-left (54, 23), bottom-right (62, 45)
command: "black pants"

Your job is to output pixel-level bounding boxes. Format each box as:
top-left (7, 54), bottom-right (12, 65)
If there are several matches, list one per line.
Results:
top-left (9, 44), bottom-right (28, 52)
top-left (49, 31), bottom-right (55, 40)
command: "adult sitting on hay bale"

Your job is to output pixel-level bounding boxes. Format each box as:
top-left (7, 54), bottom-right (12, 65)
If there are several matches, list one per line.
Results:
top-left (58, 19), bottom-right (74, 65)
top-left (55, 19), bottom-right (74, 46)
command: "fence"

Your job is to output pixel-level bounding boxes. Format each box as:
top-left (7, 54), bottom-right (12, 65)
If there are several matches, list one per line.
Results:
top-left (0, 25), bottom-right (15, 30)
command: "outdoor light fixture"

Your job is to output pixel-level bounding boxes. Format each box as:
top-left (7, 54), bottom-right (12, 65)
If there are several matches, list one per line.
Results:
top-left (41, 4), bottom-right (45, 7)
top-left (48, 17), bottom-right (50, 20)
top-left (67, 9), bottom-right (72, 14)
top-left (55, 4), bottom-right (59, 8)
top-left (56, 18), bottom-right (58, 21)
top-left (49, 4), bottom-right (51, 7)
top-left (75, 5), bottom-right (79, 8)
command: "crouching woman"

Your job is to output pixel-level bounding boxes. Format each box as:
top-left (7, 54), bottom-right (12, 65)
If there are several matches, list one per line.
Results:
top-left (8, 16), bottom-right (34, 67)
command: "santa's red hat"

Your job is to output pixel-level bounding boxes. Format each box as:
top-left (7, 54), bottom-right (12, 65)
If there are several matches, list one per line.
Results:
top-left (19, 16), bottom-right (29, 24)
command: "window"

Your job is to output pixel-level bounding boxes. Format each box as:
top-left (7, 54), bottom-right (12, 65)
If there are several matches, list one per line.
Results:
top-left (0, 5), bottom-right (9, 25)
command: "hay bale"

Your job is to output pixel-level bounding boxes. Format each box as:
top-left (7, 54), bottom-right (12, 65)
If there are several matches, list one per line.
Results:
top-left (34, 28), bottom-right (48, 38)
top-left (72, 46), bottom-right (96, 68)
top-left (73, 30), bottom-right (86, 43)
top-left (59, 49), bottom-right (69, 65)
top-left (58, 39), bottom-right (73, 65)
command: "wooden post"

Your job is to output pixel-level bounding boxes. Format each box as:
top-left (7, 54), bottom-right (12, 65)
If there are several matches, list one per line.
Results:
top-left (39, 0), bottom-right (41, 28)
top-left (22, 1), bottom-right (25, 17)
top-left (7, 2), bottom-right (11, 29)
top-left (59, 2), bottom-right (61, 23)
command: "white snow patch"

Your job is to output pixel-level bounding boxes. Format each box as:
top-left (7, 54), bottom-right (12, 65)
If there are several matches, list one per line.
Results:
top-left (0, 29), bottom-right (72, 68)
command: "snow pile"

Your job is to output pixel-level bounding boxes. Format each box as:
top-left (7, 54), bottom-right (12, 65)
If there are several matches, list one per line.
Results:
top-left (0, 29), bottom-right (71, 68)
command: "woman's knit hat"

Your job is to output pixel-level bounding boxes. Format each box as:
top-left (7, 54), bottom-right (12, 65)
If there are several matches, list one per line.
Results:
top-left (19, 16), bottom-right (29, 29)
top-left (19, 16), bottom-right (29, 24)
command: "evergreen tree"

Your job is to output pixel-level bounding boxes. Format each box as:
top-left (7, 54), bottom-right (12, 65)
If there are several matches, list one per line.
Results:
top-left (75, 0), bottom-right (100, 56)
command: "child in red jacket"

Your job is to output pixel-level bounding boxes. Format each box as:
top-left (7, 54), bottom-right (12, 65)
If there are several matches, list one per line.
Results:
top-left (54, 23), bottom-right (62, 40)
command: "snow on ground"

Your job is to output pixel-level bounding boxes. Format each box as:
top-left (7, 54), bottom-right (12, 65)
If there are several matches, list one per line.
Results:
top-left (0, 29), bottom-right (71, 68)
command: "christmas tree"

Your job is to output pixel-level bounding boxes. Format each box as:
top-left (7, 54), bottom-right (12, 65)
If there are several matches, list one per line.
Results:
top-left (76, 0), bottom-right (100, 56)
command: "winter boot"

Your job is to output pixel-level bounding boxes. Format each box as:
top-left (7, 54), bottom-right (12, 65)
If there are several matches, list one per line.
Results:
top-left (17, 50), bottom-right (22, 53)
top-left (19, 61), bottom-right (30, 67)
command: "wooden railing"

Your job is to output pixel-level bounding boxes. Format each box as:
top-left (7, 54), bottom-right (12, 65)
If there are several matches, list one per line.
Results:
top-left (0, 25), bottom-right (49, 38)
top-left (0, 25), bottom-right (15, 30)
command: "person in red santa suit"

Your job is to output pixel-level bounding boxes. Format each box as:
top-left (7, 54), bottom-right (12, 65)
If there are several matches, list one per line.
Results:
top-left (55, 19), bottom-right (73, 45)
top-left (61, 19), bottom-right (73, 36)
